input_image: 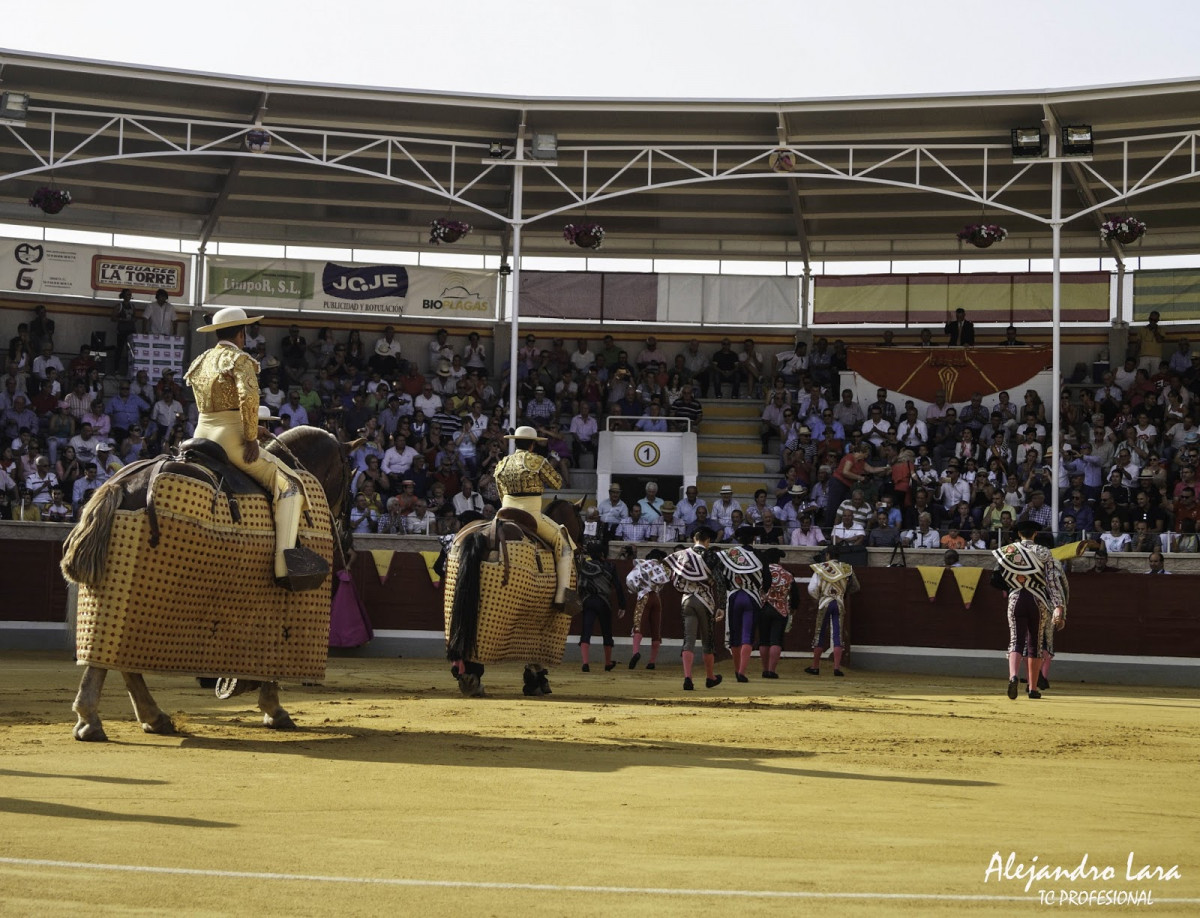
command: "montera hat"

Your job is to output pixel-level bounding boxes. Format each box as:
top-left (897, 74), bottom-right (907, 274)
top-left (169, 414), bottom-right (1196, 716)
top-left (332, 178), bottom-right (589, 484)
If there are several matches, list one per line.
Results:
top-left (197, 306), bottom-right (265, 333)
top-left (504, 424), bottom-right (547, 443)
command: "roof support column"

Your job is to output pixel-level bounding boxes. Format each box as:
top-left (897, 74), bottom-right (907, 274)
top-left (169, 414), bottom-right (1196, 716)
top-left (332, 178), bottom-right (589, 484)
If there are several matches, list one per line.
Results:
top-left (1050, 156), bottom-right (1063, 533)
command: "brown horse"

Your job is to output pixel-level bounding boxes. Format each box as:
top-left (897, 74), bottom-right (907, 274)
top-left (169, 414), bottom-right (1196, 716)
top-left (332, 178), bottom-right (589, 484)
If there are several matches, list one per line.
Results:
top-left (445, 497), bottom-right (584, 697)
top-left (63, 426), bottom-right (354, 742)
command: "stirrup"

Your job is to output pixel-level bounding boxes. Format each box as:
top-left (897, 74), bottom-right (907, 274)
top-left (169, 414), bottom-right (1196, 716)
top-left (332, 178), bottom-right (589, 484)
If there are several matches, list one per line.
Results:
top-left (276, 546), bottom-right (330, 592)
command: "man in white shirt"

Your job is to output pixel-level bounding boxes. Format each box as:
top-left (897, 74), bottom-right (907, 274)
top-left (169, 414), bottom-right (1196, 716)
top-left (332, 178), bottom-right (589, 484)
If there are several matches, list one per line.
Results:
top-left (831, 507), bottom-right (866, 546)
top-left (381, 437), bottom-right (418, 476)
top-left (773, 342), bottom-right (808, 386)
top-left (428, 328), bottom-right (453, 373)
top-left (32, 343), bottom-right (64, 383)
top-left (937, 466), bottom-right (972, 513)
top-left (569, 403), bottom-right (598, 465)
top-left (674, 485), bottom-right (706, 527)
top-left (142, 289), bottom-right (178, 336)
top-left (597, 484), bottom-right (630, 531)
top-left (861, 405), bottom-right (892, 450)
top-left (896, 407), bottom-right (928, 450)
top-left (570, 339), bottom-right (595, 376)
top-left (371, 325), bottom-right (404, 376)
top-left (414, 382), bottom-right (442, 418)
top-left (452, 479), bottom-right (485, 519)
top-left (902, 513), bottom-right (942, 548)
top-left (637, 482), bottom-right (665, 523)
top-left (709, 485), bottom-right (741, 531)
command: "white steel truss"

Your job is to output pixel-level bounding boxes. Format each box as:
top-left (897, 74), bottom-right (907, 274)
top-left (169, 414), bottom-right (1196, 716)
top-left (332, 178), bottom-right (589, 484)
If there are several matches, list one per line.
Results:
top-left (3, 106), bottom-right (1198, 232)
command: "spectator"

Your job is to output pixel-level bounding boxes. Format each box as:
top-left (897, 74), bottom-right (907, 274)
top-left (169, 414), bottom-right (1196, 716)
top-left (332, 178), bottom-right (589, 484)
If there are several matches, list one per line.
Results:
top-left (831, 507), bottom-right (866, 547)
top-left (773, 341), bottom-right (808, 387)
top-left (674, 485), bottom-right (706, 527)
top-left (681, 339), bottom-right (711, 398)
top-left (597, 483), bottom-right (630, 531)
top-left (710, 485), bottom-right (742, 531)
top-left (615, 503), bottom-right (652, 542)
top-left (637, 482), bottom-right (664, 523)
top-left (524, 386), bottom-right (556, 426)
top-left (142, 289), bottom-right (179, 337)
top-left (739, 338), bottom-right (764, 398)
top-left (652, 502), bottom-right (687, 543)
top-left (452, 479), bottom-right (484, 520)
top-left (1100, 516), bottom-right (1132, 553)
top-left (902, 513), bottom-right (941, 548)
top-left (636, 336), bottom-right (665, 371)
top-left (866, 509), bottom-right (900, 547)
top-left (710, 338), bottom-right (740, 399)
top-left (670, 385), bottom-right (704, 429)
top-left (569, 402), bottom-right (598, 466)
top-left (370, 325), bottom-right (404, 376)
top-left (789, 513), bottom-right (826, 547)
top-left (944, 308), bottom-right (975, 346)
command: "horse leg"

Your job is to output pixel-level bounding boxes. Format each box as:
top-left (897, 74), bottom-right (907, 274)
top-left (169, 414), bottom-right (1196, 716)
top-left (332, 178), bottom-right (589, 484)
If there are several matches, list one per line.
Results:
top-left (535, 664), bottom-right (552, 695)
top-left (258, 681), bottom-right (296, 730)
top-left (72, 665), bottom-right (109, 742)
top-left (121, 672), bottom-right (176, 735)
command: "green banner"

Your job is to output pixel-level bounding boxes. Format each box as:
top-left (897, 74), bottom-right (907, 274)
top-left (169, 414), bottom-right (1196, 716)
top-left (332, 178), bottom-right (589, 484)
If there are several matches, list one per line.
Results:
top-left (208, 266), bottom-right (313, 300)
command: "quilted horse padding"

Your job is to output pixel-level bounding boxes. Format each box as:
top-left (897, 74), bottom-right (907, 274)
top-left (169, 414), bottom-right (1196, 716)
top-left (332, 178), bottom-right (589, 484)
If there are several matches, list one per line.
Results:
top-left (74, 469), bottom-right (335, 681)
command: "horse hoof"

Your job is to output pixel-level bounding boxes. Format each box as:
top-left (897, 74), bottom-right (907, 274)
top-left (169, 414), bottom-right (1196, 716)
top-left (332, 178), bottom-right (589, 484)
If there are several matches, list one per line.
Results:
top-left (264, 710), bottom-right (297, 730)
top-left (141, 713), bottom-right (176, 735)
top-left (73, 723), bottom-right (108, 742)
top-left (458, 674), bottom-right (486, 697)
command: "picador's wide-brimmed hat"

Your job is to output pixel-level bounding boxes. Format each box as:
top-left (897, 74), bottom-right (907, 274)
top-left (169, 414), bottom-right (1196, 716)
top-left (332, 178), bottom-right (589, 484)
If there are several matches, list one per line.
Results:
top-left (197, 306), bottom-right (265, 332)
top-left (257, 405), bottom-right (279, 423)
top-left (504, 424), bottom-right (547, 443)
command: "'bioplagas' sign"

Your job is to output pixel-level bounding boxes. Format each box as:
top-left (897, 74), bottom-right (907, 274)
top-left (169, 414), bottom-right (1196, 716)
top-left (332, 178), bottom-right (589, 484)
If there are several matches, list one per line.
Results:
top-left (321, 264), bottom-right (409, 300)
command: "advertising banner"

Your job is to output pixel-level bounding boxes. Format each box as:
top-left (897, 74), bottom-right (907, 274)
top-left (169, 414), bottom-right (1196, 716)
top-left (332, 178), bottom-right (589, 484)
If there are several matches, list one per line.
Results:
top-left (205, 255), bottom-right (498, 319)
top-left (0, 237), bottom-right (189, 299)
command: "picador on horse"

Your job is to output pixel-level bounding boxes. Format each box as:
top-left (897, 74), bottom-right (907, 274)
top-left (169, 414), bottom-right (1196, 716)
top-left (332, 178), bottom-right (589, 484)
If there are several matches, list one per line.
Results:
top-left (62, 306), bottom-right (350, 741)
top-left (444, 424), bottom-right (582, 697)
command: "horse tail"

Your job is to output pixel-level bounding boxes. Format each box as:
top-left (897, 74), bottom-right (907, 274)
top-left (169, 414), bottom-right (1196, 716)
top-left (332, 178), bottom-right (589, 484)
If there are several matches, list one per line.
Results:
top-left (446, 532), bottom-right (488, 663)
top-left (60, 483), bottom-right (123, 585)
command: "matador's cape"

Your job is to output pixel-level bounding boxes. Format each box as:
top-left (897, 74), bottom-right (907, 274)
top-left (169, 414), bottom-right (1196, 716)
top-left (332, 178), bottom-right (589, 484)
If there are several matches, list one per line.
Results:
top-left (626, 557), bottom-right (670, 600)
top-left (663, 545), bottom-right (721, 612)
top-left (992, 538), bottom-right (1068, 612)
top-left (809, 559), bottom-right (858, 613)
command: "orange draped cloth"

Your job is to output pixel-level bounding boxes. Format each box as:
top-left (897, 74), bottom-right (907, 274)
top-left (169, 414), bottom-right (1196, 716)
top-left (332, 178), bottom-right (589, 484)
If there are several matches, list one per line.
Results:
top-left (846, 346), bottom-right (1051, 403)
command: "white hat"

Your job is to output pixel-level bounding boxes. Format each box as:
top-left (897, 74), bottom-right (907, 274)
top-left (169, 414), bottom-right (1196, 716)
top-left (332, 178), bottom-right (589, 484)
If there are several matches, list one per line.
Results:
top-left (720, 485), bottom-right (733, 494)
top-left (197, 306), bottom-right (265, 332)
top-left (258, 405), bottom-right (279, 423)
top-left (504, 425), bottom-right (547, 443)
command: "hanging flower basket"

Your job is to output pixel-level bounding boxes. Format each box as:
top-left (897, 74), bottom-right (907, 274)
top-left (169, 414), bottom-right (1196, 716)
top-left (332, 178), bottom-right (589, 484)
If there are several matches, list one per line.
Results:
top-left (563, 222), bottom-right (604, 250)
top-left (429, 218), bottom-right (472, 245)
top-left (768, 149), bottom-right (797, 173)
top-left (956, 223), bottom-right (1008, 248)
top-left (29, 186), bottom-right (72, 215)
top-left (245, 129), bottom-right (272, 154)
top-left (1100, 216), bottom-right (1146, 245)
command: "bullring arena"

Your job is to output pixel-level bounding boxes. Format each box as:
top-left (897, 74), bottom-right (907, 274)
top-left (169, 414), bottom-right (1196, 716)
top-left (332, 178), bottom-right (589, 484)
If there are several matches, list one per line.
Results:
top-left (3, 49), bottom-right (1200, 915)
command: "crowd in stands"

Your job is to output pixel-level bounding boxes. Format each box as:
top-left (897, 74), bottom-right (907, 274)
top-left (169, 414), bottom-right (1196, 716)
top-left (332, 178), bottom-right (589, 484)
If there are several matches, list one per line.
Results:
top-left (4, 297), bottom-right (1199, 555)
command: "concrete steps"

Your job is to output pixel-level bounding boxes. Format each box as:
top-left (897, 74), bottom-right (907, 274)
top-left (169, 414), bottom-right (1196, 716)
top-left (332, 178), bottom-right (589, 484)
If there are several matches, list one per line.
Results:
top-left (697, 436), bottom-right (764, 457)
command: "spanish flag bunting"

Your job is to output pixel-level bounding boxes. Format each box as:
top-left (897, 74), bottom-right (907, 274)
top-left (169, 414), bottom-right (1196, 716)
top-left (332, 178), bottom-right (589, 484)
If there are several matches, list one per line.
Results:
top-left (420, 550), bottom-right (442, 584)
top-left (952, 567), bottom-right (984, 609)
top-left (917, 566), bottom-right (944, 602)
top-left (369, 549), bottom-right (395, 584)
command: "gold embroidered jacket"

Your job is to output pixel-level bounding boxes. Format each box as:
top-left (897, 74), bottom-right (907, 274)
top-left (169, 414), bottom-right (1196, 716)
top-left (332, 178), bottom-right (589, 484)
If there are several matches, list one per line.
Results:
top-left (492, 450), bottom-right (561, 498)
top-left (184, 341), bottom-right (261, 441)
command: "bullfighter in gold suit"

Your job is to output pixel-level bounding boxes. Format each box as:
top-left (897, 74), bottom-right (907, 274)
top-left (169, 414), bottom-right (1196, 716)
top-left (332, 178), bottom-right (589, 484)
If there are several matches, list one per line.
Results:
top-left (494, 425), bottom-right (575, 606)
top-left (184, 306), bottom-right (328, 590)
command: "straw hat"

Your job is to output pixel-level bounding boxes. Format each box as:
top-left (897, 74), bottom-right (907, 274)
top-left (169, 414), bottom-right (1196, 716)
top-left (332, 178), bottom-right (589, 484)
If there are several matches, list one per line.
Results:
top-left (197, 306), bottom-right (264, 332)
top-left (504, 425), bottom-right (547, 443)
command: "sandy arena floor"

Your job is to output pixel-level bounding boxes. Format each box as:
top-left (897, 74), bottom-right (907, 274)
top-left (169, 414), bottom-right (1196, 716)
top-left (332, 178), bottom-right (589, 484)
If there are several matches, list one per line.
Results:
top-left (0, 651), bottom-right (1197, 916)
